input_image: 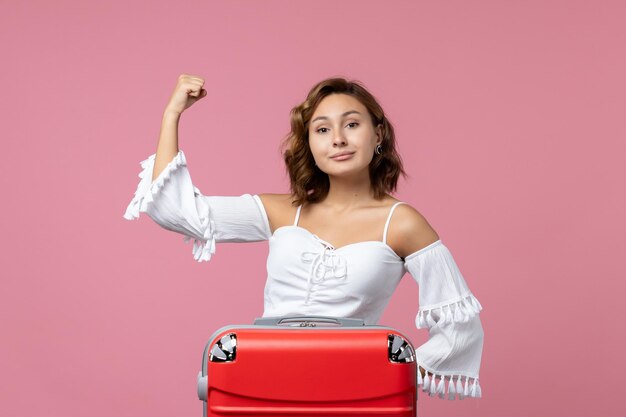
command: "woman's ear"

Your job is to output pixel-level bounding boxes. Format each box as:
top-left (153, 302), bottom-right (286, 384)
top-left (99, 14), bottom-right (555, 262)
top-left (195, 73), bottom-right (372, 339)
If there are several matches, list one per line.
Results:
top-left (375, 123), bottom-right (383, 145)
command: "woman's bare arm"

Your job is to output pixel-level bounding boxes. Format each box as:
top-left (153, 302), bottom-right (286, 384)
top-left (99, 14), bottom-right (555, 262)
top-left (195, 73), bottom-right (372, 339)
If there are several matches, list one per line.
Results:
top-left (152, 111), bottom-right (181, 182)
top-left (151, 74), bottom-right (207, 182)
top-left (257, 193), bottom-right (297, 234)
top-left (386, 204), bottom-right (440, 259)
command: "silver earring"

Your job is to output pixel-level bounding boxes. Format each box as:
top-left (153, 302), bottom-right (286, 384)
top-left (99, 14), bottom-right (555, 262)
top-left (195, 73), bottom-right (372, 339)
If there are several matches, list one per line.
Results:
top-left (375, 144), bottom-right (383, 155)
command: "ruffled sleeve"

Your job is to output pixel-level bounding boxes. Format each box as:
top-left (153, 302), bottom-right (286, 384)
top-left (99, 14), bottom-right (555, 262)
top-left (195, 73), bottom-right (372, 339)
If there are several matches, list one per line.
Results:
top-left (404, 240), bottom-right (484, 400)
top-left (123, 150), bottom-right (271, 262)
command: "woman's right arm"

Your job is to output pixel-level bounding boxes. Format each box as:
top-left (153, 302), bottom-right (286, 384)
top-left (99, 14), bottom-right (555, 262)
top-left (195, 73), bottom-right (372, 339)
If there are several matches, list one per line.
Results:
top-left (152, 111), bottom-right (180, 182)
top-left (152, 74), bottom-right (206, 181)
top-left (124, 75), bottom-right (271, 262)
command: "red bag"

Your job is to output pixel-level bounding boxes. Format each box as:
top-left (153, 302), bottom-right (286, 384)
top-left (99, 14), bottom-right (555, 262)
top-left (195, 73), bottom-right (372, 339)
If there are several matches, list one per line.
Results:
top-left (197, 315), bottom-right (417, 417)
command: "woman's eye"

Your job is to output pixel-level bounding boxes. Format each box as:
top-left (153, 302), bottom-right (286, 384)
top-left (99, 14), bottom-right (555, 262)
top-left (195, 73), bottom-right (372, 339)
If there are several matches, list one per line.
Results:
top-left (315, 122), bottom-right (358, 133)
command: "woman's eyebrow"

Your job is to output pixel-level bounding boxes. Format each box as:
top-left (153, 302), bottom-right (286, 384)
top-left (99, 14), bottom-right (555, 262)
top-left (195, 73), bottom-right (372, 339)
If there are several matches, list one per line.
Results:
top-left (311, 110), bottom-right (362, 124)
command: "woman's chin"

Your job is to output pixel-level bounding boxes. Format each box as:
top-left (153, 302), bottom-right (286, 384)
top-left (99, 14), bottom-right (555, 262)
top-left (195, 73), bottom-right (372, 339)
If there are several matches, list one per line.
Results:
top-left (319, 165), bottom-right (370, 179)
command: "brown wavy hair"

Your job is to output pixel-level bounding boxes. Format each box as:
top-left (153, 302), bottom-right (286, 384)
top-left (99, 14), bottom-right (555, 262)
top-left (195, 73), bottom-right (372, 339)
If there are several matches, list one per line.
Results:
top-left (281, 77), bottom-right (406, 206)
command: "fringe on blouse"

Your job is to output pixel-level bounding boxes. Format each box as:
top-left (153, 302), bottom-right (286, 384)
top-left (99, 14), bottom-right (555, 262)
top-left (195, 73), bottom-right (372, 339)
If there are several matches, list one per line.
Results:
top-left (123, 151), bottom-right (216, 262)
top-left (417, 363), bottom-right (482, 400)
top-left (415, 294), bottom-right (483, 329)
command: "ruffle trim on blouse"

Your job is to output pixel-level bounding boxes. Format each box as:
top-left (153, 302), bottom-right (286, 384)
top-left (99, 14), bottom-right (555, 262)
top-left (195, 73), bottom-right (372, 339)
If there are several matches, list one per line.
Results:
top-left (123, 152), bottom-right (187, 220)
top-left (417, 364), bottom-right (482, 400)
top-left (183, 217), bottom-right (216, 262)
top-left (416, 294), bottom-right (482, 329)
top-left (123, 151), bottom-right (216, 262)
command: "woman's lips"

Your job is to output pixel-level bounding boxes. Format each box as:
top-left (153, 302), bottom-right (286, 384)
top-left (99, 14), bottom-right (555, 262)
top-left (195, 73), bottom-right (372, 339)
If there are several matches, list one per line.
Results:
top-left (330, 152), bottom-right (355, 161)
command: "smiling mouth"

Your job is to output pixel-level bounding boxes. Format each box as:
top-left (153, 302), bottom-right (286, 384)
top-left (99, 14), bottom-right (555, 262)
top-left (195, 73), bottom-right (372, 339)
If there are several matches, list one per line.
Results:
top-left (330, 152), bottom-right (355, 160)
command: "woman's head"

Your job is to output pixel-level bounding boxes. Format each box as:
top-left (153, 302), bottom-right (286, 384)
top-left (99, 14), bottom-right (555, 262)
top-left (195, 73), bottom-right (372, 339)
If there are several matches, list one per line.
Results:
top-left (282, 77), bottom-right (405, 205)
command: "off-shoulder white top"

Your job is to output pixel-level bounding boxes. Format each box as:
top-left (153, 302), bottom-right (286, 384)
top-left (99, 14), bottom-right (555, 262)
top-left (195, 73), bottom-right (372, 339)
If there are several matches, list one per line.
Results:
top-left (124, 150), bottom-right (485, 400)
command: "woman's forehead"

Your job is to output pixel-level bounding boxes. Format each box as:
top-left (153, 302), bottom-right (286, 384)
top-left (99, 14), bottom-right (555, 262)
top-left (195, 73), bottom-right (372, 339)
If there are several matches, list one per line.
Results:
top-left (311, 94), bottom-right (368, 121)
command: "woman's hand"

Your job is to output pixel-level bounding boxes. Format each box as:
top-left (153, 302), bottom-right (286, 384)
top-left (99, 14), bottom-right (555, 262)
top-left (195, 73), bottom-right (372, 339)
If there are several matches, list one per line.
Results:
top-left (164, 74), bottom-right (207, 116)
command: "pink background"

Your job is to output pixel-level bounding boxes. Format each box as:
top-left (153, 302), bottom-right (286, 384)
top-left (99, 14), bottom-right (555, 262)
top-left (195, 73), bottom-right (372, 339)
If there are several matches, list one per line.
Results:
top-left (1, 1), bottom-right (624, 416)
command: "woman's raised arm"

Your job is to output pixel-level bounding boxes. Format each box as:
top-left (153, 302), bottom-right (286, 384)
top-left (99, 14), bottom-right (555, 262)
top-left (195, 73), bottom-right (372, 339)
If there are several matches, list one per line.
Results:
top-left (152, 74), bottom-right (207, 181)
top-left (124, 75), bottom-right (271, 262)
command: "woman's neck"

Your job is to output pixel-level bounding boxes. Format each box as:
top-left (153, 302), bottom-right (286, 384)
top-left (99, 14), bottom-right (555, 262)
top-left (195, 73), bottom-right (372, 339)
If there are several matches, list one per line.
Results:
top-left (321, 171), bottom-right (377, 210)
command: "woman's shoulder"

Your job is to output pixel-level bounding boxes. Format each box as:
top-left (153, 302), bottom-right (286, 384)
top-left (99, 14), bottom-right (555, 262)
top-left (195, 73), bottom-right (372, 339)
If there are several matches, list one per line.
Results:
top-left (387, 202), bottom-right (441, 259)
top-left (256, 193), bottom-right (298, 233)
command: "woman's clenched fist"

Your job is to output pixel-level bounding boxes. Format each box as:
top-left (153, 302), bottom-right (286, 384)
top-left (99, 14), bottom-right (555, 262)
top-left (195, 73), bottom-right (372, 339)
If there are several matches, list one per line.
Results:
top-left (164, 74), bottom-right (207, 116)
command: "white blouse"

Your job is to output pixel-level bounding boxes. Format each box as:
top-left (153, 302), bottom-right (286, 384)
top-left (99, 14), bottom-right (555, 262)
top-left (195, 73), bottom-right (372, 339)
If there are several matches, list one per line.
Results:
top-left (124, 150), bottom-right (485, 400)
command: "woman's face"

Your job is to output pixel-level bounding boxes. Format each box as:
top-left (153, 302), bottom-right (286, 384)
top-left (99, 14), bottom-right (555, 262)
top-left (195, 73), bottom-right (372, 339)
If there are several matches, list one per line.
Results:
top-left (308, 93), bottom-right (382, 179)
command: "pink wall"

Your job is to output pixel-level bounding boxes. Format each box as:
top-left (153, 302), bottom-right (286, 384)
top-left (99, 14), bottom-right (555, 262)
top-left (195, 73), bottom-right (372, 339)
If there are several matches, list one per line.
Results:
top-left (1, 0), bottom-right (624, 416)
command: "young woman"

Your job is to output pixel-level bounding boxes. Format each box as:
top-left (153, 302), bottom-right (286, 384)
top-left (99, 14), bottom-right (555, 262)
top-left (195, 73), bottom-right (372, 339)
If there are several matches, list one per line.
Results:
top-left (124, 74), bottom-right (484, 400)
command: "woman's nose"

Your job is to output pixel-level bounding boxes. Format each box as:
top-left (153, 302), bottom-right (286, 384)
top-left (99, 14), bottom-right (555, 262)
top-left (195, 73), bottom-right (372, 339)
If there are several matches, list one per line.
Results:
top-left (332, 131), bottom-right (347, 147)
